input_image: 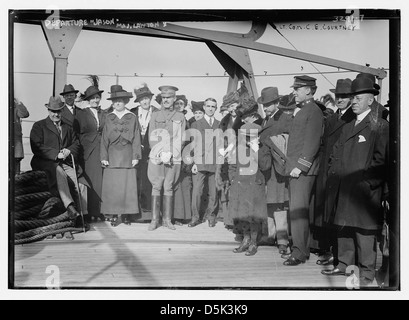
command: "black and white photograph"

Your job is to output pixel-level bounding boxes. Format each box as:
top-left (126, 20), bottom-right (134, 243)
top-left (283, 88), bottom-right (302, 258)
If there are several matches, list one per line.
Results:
top-left (2, 1), bottom-right (406, 301)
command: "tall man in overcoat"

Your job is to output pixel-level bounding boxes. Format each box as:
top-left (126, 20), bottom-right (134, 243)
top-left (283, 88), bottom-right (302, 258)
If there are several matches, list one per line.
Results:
top-left (282, 75), bottom-right (324, 266)
top-left (312, 78), bottom-right (355, 265)
top-left (321, 77), bottom-right (389, 286)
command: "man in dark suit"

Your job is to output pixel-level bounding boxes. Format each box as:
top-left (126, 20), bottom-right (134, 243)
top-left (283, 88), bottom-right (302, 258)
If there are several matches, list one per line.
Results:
top-left (312, 79), bottom-right (355, 265)
top-left (321, 77), bottom-right (389, 287)
top-left (30, 96), bottom-right (89, 229)
top-left (189, 98), bottom-right (221, 227)
top-left (60, 84), bottom-right (79, 128)
top-left (281, 75), bottom-right (324, 266)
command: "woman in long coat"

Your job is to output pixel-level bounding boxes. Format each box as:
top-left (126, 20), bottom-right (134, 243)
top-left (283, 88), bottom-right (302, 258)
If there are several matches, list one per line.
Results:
top-left (224, 98), bottom-right (270, 256)
top-left (100, 86), bottom-right (142, 226)
top-left (75, 78), bottom-right (106, 222)
top-left (172, 95), bottom-right (192, 225)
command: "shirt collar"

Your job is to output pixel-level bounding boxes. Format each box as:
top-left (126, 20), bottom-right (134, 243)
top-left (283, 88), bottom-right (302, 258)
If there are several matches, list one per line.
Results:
top-left (113, 108), bottom-right (132, 119)
top-left (356, 108), bottom-right (371, 122)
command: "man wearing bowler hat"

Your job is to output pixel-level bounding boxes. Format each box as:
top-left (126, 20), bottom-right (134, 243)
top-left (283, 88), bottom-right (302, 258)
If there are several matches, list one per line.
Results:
top-left (257, 86), bottom-right (282, 128)
top-left (60, 84), bottom-right (79, 128)
top-left (355, 73), bottom-right (388, 120)
top-left (321, 76), bottom-right (389, 286)
top-left (30, 96), bottom-right (89, 230)
top-left (312, 79), bottom-right (355, 266)
top-left (147, 85), bottom-right (186, 231)
top-left (281, 75), bottom-right (324, 266)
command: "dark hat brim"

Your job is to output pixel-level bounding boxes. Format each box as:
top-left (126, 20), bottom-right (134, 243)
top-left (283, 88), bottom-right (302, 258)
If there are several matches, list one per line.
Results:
top-left (134, 92), bottom-right (154, 102)
top-left (329, 89), bottom-right (352, 95)
top-left (351, 88), bottom-right (379, 96)
top-left (257, 95), bottom-right (282, 104)
top-left (107, 92), bottom-right (133, 100)
top-left (46, 103), bottom-right (65, 111)
top-left (60, 89), bottom-right (79, 95)
top-left (83, 90), bottom-right (104, 101)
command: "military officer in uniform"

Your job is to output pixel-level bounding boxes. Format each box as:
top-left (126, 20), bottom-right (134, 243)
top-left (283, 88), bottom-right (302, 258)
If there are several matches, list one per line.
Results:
top-left (147, 85), bottom-right (186, 231)
top-left (281, 75), bottom-right (324, 266)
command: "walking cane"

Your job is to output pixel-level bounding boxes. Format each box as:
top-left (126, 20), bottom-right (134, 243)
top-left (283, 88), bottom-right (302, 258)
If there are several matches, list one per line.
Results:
top-left (70, 154), bottom-right (86, 233)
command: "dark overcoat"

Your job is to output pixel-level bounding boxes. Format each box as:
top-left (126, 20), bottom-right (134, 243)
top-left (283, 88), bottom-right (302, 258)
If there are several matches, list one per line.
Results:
top-left (74, 107), bottom-right (106, 198)
top-left (30, 117), bottom-right (87, 195)
top-left (60, 105), bottom-right (77, 128)
top-left (259, 109), bottom-right (292, 204)
top-left (314, 107), bottom-right (355, 225)
top-left (325, 109), bottom-right (389, 230)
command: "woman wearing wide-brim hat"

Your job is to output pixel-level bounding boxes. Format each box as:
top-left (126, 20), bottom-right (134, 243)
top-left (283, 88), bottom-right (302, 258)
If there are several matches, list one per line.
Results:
top-left (100, 85), bottom-right (142, 227)
top-left (129, 84), bottom-right (156, 221)
top-left (74, 77), bottom-right (106, 223)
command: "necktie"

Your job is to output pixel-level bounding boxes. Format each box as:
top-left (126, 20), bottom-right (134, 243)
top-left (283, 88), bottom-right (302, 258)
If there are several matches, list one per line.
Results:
top-left (55, 122), bottom-right (62, 138)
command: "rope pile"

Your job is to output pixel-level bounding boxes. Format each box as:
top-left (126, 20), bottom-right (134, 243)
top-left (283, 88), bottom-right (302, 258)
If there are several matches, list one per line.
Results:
top-left (13, 170), bottom-right (84, 245)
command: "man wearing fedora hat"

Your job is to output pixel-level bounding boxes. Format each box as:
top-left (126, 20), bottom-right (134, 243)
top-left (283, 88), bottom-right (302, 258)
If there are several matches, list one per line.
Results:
top-left (281, 75), bottom-right (324, 266)
top-left (257, 87), bottom-right (281, 128)
top-left (321, 76), bottom-right (389, 286)
top-left (147, 85), bottom-right (186, 231)
top-left (30, 96), bottom-right (89, 229)
top-left (74, 83), bottom-right (106, 222)
top-left (60, 84), bottom-right (79, 128)
top-left (258, 91), bottom-right (293, 254)
top-left (312, 79), bottom-right (355, 266)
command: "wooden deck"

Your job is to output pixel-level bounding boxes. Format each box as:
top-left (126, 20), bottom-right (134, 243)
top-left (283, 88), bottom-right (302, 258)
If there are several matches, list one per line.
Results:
top-left (13, 219), bottom-right (385, 290)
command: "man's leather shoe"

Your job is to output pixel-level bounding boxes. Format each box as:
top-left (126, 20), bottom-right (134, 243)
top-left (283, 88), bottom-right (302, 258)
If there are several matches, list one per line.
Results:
top-left (74, 216), bottom-right (90, 231)
top-left (281, 252), bottom-right (292, 260)
top-left (208, 219), bottom-right (217, 227)
top-left (321, 268), bottom-right (347, 276)
top-left (283, 256), bottom-right (305, 266)
top-left (188, 219), bottom-right (201, 227)
top-left (316, 255), bottom-right (334, 266)
top-left (66, 204), bottom-right (80, 220)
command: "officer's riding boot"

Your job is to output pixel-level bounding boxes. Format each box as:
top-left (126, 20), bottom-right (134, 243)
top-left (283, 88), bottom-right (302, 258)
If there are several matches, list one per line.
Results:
top-left (148, 195), bottom-right (161, 231)
top-left (162, 195), bottom-right (176, 230)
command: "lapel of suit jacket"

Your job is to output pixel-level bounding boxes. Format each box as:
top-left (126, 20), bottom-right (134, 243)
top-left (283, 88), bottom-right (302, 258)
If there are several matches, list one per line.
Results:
top-left (60, 121), bottom-right (69, 144)
top-left (86, 107), bottom-right (98, 128)
top-left (345, 115), bottom-right (370, 142)
top-left (45, 117), bottom-right (62, 140)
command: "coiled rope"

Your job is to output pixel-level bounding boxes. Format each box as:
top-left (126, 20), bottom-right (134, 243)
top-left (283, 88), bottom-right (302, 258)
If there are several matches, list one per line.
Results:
top-left (13, 170), bottom-right (86, 244)
top-left (14, 191), bottom-right (52, 211)
top-left (15, 211), bottom-right (72, 233)
top-left (15, 227), bottom-right (84, 245)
